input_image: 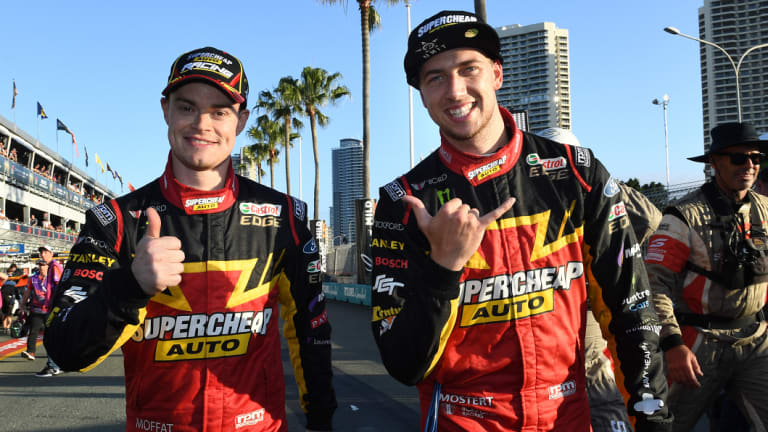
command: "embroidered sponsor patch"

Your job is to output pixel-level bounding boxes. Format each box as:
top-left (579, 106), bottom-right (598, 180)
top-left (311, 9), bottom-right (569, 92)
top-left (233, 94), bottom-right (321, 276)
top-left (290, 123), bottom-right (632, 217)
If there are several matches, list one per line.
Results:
top-left (548, 380), bottom-right (576, 400)
top-left (607, 202), bottom-right (627, 221)
top-left (604, 178), bottom-right (620, 197)
top-left (240, 203), bottom-right (281, 216)
top-left (92, 204), bottom-right (116, 226)
top-left (384, 181), bottom-right (406, 201)
top-left (293, 198), bottom-right (307, 221)
top-left (303, 238), bottom-right (318, 254)
top-left (575, 147), bottom-right (591, 167)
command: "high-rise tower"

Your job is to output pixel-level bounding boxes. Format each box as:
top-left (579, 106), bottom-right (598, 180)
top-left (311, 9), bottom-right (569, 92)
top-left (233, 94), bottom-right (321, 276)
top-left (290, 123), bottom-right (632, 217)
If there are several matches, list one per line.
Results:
top-left (495, 22), bottom-right (572, 133)
top-left (698, 0), bottom-right (768, 158)
top-left (331, 138), bottom-right (364, 243)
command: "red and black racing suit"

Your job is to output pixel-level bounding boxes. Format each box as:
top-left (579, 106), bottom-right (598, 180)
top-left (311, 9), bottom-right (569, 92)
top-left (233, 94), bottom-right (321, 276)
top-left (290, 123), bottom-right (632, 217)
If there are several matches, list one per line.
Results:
top-left (371, 107), bottom-right (672, 431)
top-left (44, 156), bottom-right (336, 432)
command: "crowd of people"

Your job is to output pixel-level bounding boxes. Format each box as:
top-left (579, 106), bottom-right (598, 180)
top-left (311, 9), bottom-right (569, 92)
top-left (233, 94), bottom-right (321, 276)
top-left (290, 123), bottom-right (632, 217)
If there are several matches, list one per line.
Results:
top-left (1, 8), bottom-right (766, 432)
top-left (0, 142), bottom-right (105, 204)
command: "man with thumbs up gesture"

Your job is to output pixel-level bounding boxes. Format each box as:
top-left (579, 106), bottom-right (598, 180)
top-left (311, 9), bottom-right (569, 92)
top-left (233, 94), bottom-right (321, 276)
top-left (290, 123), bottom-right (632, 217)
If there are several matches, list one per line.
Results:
top-left (43, 47), bottom-right (336, 432)
top-left (370, 10), bottom-right (672, 432)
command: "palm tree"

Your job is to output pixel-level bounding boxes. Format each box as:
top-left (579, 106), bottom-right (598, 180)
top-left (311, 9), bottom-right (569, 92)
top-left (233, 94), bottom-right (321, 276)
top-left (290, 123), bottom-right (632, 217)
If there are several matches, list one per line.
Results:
top-left (318, 0), bottom-right (404, 198)
top-left (247, 116), bottom-right (282, 188)
top-left (240, 143), bottom-right (269, 183)
top-left (256, 78), bottom-right (304, 195)
top-left (295, 66), bottom-right (350, 220)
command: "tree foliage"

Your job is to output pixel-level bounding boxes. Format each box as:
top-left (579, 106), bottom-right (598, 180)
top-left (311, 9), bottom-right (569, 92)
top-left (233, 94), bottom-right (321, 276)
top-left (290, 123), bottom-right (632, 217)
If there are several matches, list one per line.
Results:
top-left (624, 178), bottom-right (669, 209)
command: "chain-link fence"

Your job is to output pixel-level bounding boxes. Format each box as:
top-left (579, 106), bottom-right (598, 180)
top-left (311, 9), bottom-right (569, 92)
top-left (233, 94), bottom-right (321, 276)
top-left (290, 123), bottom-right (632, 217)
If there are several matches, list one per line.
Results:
top-left (630, 180), bottom-right (704, 210)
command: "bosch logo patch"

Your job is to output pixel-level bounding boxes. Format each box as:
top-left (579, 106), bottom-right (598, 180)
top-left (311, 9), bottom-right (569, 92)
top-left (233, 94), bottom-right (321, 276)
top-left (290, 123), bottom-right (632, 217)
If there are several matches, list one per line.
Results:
top-left (72, 268), bottom-right (104, 281)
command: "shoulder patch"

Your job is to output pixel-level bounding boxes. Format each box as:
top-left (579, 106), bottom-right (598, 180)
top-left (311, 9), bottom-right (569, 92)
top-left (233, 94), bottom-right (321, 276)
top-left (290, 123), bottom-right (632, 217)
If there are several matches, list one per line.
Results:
top-left (384, 181), bottom-right (406, 202)
top-left (92, 204), bottom-right (116, 226)
top-left (574, 147), bottom-right (591, 167)
top-left (293, 197), bottom-right (307, 221)
top-left (604, 178), bottom-right (621, 197)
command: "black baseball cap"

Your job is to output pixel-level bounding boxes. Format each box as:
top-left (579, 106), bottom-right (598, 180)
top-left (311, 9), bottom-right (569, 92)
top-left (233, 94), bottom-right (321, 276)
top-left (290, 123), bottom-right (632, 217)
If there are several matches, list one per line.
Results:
top-left (404, 10), bottom-right (502, 89)
top-left (162, 47), bottom-right (249, 105)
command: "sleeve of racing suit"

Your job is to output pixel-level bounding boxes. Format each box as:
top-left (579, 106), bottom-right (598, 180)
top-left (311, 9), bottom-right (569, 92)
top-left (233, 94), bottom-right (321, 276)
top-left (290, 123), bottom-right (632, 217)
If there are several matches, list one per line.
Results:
top-left (580, 155), bottom-right (672, 431)
top-left (645, 213), bottom-right (691, 352)
top-left (43, 201), bottom-right (152, 372)
top-left (370, 179), bottom-right (464, 386)
top-left (277, 198), bottom-right (337, 430)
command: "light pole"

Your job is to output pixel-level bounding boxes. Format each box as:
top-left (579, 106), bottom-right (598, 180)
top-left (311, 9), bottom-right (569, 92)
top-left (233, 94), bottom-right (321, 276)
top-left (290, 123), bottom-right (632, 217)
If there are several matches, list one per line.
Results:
top-left (664, 26), bottom-right (768, 122)
top-left (652, 95), bottom-right (670, 189)
top-left (406, 0), bottom-right (415, 168)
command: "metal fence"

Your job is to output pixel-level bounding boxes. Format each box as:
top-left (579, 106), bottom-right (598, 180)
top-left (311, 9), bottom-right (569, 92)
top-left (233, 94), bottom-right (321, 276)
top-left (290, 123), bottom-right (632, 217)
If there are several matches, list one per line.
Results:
top-left (641, 180), bottom-right (704, 210)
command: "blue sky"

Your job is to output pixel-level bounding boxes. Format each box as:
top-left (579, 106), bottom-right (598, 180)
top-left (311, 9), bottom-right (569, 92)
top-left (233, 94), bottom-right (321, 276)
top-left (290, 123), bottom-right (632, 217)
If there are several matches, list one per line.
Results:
top-left (3, 1), bottom-right (708, 222)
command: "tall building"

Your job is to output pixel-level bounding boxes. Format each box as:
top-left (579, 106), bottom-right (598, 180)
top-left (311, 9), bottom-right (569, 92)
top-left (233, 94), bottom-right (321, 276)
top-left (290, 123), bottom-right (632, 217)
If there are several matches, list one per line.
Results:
top-left (698, 0), bottom-right (768, 162)
top-left (495, 22), bottom-right (572, 133)
top-left (331, 138), bottom-right (364, 243)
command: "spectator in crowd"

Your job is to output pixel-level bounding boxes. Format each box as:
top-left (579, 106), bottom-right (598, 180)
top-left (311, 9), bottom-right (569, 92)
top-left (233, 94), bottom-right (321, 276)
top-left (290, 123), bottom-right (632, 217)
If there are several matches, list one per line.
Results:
top-left (29, 214), bottom-right (38, 227)
top-left (9, 148), bottom-right (18, 162)
top-left (0, 207), bottom-right (7, 220)
top-left (42, 213), bottom-right (51, 230)
top-left (754, 167), bottom-right (768, 196)
top-left (0, 272), bottom-right (11, 333)
top-left (33, 245), bottom-right (63, 377)
top-left (20, 260), bottom-right (52, 362)
top-left (7, 263), bottom-right (23, 278)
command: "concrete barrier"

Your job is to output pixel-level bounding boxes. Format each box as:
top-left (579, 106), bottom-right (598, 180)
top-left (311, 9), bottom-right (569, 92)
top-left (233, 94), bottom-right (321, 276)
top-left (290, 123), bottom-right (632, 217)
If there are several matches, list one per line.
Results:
top-left (323, 282), bottom-right (371, 306)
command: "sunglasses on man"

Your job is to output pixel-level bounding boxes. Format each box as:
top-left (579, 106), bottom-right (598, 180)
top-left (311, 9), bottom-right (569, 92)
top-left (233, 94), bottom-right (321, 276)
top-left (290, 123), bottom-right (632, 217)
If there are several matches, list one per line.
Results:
top-left (717, 152), bottom-right (766, 165)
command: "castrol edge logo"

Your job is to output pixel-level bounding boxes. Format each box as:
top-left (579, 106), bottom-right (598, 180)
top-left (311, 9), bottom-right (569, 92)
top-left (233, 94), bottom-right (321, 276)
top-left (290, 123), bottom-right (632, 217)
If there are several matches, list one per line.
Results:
top-left (526, 153), bottom-right (567, 170)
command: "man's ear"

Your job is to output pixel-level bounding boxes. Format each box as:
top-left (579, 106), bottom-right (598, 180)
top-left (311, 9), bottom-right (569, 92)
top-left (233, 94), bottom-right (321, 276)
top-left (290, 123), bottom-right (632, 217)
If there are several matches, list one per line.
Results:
top-left (492, 60), bottom-right (503, 91)
top-left (236, 108), bottom-right (250, 135)
top-left (161, 97), bottom-right (170, 126)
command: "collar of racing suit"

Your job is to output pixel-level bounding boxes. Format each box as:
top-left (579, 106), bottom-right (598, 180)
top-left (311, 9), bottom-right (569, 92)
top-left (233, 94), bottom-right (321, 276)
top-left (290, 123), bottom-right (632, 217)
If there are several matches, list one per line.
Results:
top-left (159, 152), bottom-right (239, 215)
top-left (437, 106), bottom-right (524, 186)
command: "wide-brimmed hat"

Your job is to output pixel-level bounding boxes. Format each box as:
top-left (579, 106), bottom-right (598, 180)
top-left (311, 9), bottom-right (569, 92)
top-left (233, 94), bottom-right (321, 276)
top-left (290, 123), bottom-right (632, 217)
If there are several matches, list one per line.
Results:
top-left (688, 122), bottom-right (768, 163)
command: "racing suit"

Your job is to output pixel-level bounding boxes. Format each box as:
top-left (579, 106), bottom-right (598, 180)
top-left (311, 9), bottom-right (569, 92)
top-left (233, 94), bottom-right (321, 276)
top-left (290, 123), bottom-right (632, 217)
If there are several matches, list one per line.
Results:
top-left (371, 106), bottom-right (672, 432)
top-left (646, 183), bottom-right (768, 431)
top-left (586, 183), bottom-right (662, 432)
top-left (44, 156), bottom-right (336, 432)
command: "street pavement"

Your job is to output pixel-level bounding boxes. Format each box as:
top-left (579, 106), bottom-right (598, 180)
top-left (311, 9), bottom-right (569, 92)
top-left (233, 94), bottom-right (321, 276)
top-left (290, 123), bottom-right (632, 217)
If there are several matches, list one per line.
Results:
top-left (0, 300), bottom-right (420, 432)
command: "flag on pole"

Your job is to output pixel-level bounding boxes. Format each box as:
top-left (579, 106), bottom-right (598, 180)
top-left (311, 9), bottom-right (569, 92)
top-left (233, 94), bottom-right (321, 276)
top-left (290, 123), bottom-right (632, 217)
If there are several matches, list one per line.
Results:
top-left (56, 119), bottom-right (78, 157)
top-left (37, 102), bottom-right (48, 119)
top-left (106, 162), bottom-right (116, 179)
top-left (128, 182), bottom-right (136, 192)
top-left (11, 80), bottom-right (18, 109)
top-left (84, 143), bottom-right (89, 167)
top-left (95, 153), bottom-right (105, 173)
